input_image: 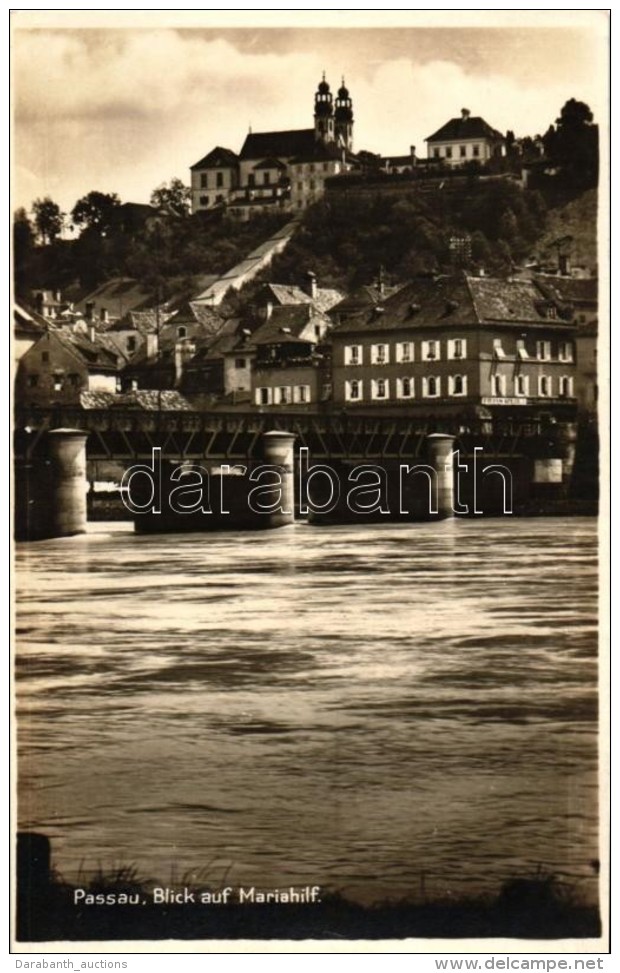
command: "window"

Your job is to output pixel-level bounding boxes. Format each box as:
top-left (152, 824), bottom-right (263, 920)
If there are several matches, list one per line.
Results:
top-left (41, 351), bottom-right (49, 363)
top-left (276, 386), bottom-right (291, 405)
top-left (559, 376), bottom-right (574, 398)
top-left (493, 338), bottom-right (506, 359)
top-left (460, 145), bottom-right (467, 158)
top-left (397, 377), bottom-right (414, 399)
top-left (538, 375), bottom-right (552, 397)
top-left (433, 148), bottom-right (440, 159)
top-left (396, 342), bottom-right (413, 363)
top-left (345, 344), bottom-right (363, 365)
top-left (473, 145), bottom-right (480, 157)
top-left (53, 373), bottom-right (64, 392)
top-left (323, 162), bottom-right (329, 172)
top-left (27, 374), bottom-right (39, 387)
top-left (372, 378), bottom-right (389, 400)
top-left (345, 379), bottom-right (363, 401)
top-left (216, 172), bottom-right (224, 188)
top-left (235, 358), bottom-right (246, 369)
top-left (263, 172), bottom-right (270, 185)
top-left (200, 195), bottom-right (209, 206)
top-left (450, 374), bottom-right (468, 396)
top-left (256, 387), bottom-right (272, 406)
top-left (448, 338), bottom-right (466, 360)
top-left (200, 173), bottom-right (207, 188)
top-left (297, 182), bottom-right (303, 191)
top-left (309, 180), bottom-right (316, 190)
top-left (248, 174), bottom-right (255, 187)
top-left (516, 339), bottom-right (529, 360)
top-left (371, 343), bottom-right (389, 364)
top-left (294, 385), bottom-right (310, 404)
top-left (422, 340), bottom-right (439, 361)
top-left (69, 373), bottom-right (80, 387)
top-left (216, 194), bottom-right (224, 203)
top-left (423, 376), bottom-right (441, 397)
top-left (515, 374), bottom-right (529, 397)
top-left (314, 324), bottom-right (322, 339)
top-left (491, 374), bottom-right (506, 397)
top-left (127, 336), bottom-right (136, 353)
top-left (558, 341), bottom-right (574, 362)
top-left (178, 326), bottom-right (187, 339)
top-left (446, 147), bottom-right (453, 159)
top-left (536, 340), bottom-right (551, 361)
top-left (310, 164), bottom-right (315, 174)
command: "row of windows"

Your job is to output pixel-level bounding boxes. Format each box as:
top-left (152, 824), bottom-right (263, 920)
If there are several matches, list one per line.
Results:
top-left (199, 194), bottom-right (225, 206)
top-left (344, 374), bottom-right (575, 402)
top-left (345, 340), bottom-right (466, 364)
top-left (199, 172), bottom-right (226, 189)
top-left (432, 144), bottom-right (483, 160)
top-left (27, 372), bottom-right (81, 390)
top-left (255, 385), bottom-right (311, 406)
top-left (343, 339), bottom-right (574, 365)
top-left (295, 162), bottom-right (334, 175)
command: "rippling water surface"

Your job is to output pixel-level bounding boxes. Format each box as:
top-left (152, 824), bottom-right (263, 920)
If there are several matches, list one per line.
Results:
top-left (15, 518), bottom-right (599, 904)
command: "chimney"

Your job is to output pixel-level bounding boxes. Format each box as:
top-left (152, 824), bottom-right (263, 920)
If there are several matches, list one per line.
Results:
top-left (100, 307), bottom-right (109, 325)
top-left (461, 108), bottom-right (471, 119)
top-left (305, 271), bottom-right (318, 300)
top-left (146, 332), bottom-right (159, 360)
top-left (55, 289), bottom-right (62, 303)
top-left (85, 302), bottom-right (94, 321)
top-left (410, 145), bottom-right (417, 167)
top-left (88, 324), bottom-right (96, 343)
top-left (265, 300), bottom-right (273, 321)
top-left (377, 266), bottom-right (385, 298)
top-left (558, 253), bottom-right (571, 277)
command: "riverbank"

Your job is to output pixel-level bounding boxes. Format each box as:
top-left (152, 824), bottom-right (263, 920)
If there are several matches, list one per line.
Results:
top-left (15, 836), bottom-right (601, 942)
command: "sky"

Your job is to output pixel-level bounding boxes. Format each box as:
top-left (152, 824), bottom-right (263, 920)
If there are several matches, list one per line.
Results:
top-left (11, 11), bottom-right (609, 219)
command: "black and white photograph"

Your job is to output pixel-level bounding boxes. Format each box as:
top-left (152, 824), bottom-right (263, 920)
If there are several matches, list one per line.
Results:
top-left (11, 10), bottom-right (608, 950)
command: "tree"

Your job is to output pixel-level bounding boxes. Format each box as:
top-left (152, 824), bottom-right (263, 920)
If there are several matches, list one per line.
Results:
top-left (32, 197), bottom-right (64, 244)
top-left (13, 208), bottom-right (36, 295)
top-left (150, 178), bottom-right (191, 217)
top-left (543, 99), bottom-right (598, 190)
top-left (71, 191), bottom-right (121, 234)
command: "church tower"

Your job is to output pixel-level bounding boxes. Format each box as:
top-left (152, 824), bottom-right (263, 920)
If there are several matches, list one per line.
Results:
top-left (334, 77), bottom-right (354, 151)
top-left (314, 73), bottom-right (334, 143)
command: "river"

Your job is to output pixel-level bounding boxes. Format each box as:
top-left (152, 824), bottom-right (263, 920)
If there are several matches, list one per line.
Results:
top-left (15, 517), bottom-right (599, 906)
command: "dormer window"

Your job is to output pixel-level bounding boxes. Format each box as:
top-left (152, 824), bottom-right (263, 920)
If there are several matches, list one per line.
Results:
top-left (516, 339), bottom-right (529, 360)
top-left (493, 338), bottom-right (506, 359)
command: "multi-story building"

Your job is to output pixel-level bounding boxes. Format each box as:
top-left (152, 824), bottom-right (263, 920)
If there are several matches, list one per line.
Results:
top-left (250, 304), bottom-right (332, 409)
top-left (330, 274), bottom-right (577, 418)
top-left (190, 76), bottom-right (355, 218)
top-left (425, 109), bottom-right (505, 167)
top-left (15, 328), bottom-right (119, 407)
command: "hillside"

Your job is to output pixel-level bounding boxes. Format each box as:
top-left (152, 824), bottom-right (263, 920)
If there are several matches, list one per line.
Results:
top-left (533, 188), bottom-right (598, 272)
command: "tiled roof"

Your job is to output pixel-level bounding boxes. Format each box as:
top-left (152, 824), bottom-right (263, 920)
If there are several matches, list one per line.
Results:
top-left (80, 390), bottom-right (193, 411)
top-left (332, 275), bottom-right (575, 335)
top-left (534, 275), bottom-right (598, 305)
top-left (426, 115), bottom-right (504, 143)
top-left (262, 282), bottom-right (344, 314)
top-left (250, 304), bottom-right (331, 345)
top-left (75, 277), bottom-right (155, 320)
top-left (191, 146), bottom-right (239, 170)
top-left (239, 129), bottom-right (317, 161)
top-left (55, 328), bottom-right (120, 369)
top-left (14, 304), bottom-right (47, 335)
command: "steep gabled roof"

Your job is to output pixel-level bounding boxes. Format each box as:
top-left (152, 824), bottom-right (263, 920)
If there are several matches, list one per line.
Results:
top-left (252, 157), bottom-right (288, 171)
top-left (52, 329), bottom-right (120, 370)
top-left (534, 275), bottom-right (598, 306)
top-left (191, 146), bottom-right (239, 170)
top-left (14, 303), bottom-right (48, 336)
top-left (289, 141), bottom-right (343, 164)
top-left (239, 129), bottom-right (317, 161)
top-left (426, 115), bottom-right (504, 143)
top-left (250, 304), bottom-right (330, 345)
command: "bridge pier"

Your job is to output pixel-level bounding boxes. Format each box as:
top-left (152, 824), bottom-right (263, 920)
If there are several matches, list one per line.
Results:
top-left (15, 428), bottom-right (88, 541)
top-left (262, 430), bottom-right (296, 527)
top-left (426, 433), bottom-right (456, 519)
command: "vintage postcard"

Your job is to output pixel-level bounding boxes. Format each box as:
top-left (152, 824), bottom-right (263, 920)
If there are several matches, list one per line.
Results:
top-left (11, 9), bottom-right (609, 953)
